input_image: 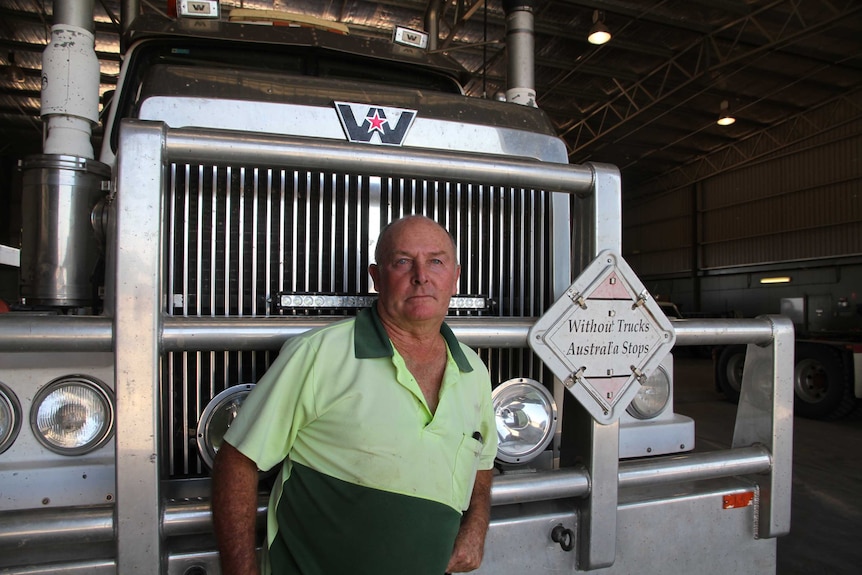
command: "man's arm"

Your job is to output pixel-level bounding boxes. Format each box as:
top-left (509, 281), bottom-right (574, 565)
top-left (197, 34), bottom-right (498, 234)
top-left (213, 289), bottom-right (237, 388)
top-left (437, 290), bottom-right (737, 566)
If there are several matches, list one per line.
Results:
top-left (446, 468), bottom-right (494, 573)
top-left (211, 442), bottom-right (260, 575)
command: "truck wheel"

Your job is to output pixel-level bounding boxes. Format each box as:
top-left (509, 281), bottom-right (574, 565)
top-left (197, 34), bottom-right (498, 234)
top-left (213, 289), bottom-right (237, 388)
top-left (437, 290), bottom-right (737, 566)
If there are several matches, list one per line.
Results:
top-left (793, 343), bottom-right (854, 420)
top-left (716, 345), bottom-right (745, 403)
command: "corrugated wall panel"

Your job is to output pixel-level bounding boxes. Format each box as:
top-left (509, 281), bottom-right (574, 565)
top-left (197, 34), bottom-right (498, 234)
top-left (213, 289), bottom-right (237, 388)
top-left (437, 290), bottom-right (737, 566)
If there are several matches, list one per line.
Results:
top-left (700, 131), bottom-right (862, 268)
top-left (624, 187), bottom-right (693, 275)
top-left (625, 125), bottom-right (861, 273)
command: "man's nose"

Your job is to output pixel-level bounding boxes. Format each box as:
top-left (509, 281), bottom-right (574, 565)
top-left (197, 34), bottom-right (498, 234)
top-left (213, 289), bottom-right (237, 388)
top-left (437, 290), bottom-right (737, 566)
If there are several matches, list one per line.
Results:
top-left (411, 262), bottom-right (429, 284)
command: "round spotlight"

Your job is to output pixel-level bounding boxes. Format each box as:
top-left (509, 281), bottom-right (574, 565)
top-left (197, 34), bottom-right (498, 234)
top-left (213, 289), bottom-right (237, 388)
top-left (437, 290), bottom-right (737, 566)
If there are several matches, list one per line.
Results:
top-left (196, 384), bottom-right (254, 469)
top-left (627, 365), bottom-right (671, 420)
top-left (492, 378), bottom-right (558, 464)
top-left (0, 382), bottom-right (22, 455)
top-left (30, 376), bottom-right (114, 455)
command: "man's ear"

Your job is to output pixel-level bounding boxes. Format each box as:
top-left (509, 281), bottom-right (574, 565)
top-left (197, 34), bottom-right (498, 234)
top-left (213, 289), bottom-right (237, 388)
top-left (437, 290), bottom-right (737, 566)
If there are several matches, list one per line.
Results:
top-left (369, 263), bottom-right (380, 290)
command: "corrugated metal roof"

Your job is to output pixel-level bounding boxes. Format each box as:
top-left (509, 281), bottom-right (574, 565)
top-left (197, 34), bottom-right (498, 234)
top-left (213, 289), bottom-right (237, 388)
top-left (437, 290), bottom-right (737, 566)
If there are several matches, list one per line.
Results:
top-left (1, 0), bottom-right (860, 194)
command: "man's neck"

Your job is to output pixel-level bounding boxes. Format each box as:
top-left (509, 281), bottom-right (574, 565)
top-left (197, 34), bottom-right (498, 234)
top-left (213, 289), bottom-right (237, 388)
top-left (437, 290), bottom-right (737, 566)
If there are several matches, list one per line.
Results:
top-left (382, 317), bottom-right (446, 356)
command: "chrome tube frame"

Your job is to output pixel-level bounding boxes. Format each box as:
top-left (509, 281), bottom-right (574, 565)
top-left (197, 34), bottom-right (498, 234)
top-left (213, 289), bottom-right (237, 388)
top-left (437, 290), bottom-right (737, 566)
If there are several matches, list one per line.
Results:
top-left (0, 443), bottom-right (774, 552)
top-left (0, 119), bottom-right (792, 573)
top-left (0, 315), bottom-right (780, 353)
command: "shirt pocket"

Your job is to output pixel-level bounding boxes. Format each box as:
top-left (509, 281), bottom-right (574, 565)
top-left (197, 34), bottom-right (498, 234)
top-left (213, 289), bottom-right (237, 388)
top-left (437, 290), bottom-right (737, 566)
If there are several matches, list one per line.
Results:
top-left (452, 433), bottom-right (484, 511)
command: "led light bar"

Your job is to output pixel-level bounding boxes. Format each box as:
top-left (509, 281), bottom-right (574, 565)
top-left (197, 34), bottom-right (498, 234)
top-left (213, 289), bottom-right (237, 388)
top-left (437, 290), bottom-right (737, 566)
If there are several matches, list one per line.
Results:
top-left (276, 293), bottom-right (491, 312)
top-left (278, 294), bottom-right (377, 310)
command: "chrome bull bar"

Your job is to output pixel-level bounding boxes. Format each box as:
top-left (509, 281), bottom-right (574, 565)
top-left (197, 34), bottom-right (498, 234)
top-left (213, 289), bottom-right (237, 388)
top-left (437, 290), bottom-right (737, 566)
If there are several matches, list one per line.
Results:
top-left (0, 118), bottom-right (792, 573)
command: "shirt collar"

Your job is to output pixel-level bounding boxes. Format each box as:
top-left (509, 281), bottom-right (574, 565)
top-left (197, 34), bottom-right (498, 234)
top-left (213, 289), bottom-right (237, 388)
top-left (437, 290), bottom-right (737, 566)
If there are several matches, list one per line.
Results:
top-left (354, 303), bottom-right (474, 373)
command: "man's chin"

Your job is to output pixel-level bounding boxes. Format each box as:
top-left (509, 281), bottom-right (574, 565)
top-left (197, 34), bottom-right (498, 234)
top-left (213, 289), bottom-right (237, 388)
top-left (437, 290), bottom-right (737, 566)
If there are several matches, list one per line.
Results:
top-left (402, 302), bottom-right (447, 322)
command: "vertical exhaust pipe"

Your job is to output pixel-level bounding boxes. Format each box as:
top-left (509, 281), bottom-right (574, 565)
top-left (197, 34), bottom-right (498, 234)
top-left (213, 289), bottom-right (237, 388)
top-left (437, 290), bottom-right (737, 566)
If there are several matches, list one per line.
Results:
top-left (424, 0), bottom-right (441, 52)
top-left (503, 0), bottom-right (537, 107)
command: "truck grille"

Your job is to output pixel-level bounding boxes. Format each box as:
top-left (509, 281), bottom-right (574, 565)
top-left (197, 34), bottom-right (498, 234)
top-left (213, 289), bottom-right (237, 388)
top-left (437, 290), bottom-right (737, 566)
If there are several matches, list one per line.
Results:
top-left (162, 162), bottom-right (556, 477)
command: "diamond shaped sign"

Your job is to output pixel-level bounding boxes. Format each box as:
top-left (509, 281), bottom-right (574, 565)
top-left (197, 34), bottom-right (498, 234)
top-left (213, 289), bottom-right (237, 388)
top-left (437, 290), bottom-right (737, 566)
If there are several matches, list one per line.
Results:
top-left (529, 250), bottom-right (676, 424)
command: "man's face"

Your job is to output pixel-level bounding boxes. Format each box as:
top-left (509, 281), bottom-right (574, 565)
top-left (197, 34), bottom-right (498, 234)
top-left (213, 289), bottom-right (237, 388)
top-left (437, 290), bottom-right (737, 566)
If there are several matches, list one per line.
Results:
top-left (370, 218), bottom-right (460, 331)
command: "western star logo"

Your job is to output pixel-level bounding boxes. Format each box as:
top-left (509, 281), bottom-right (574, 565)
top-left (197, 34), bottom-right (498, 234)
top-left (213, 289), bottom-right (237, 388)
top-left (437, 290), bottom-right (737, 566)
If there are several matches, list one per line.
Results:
top-left (334, 102), bottom-right (417, 146)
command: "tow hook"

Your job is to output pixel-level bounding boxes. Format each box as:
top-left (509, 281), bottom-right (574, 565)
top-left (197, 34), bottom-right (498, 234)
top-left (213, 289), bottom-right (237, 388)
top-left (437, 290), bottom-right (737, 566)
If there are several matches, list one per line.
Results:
top-left (551, 523), bottom-right (575, 551)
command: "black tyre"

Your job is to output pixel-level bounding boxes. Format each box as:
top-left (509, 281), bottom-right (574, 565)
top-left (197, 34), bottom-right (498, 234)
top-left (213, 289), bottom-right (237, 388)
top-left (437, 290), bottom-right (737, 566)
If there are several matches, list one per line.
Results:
top-left (793, 343), bottom-right (855, 420)
top-left (716, 345), bottom-right (746, 403)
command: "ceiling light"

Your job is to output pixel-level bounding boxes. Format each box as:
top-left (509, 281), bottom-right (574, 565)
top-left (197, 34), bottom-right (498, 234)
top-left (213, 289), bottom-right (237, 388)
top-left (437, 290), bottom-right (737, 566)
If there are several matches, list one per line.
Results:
top-left (588, 10), bottom-right (612, 45)
top-left (717, 99), bottom-right (736, 126)
top-left (760, 276), bottom-right (791, 284)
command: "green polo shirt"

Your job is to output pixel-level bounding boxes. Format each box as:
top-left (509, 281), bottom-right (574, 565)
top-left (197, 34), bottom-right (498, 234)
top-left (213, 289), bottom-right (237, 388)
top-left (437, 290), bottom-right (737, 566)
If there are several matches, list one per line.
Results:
top-left (223, 305), bottom-right (498, 575)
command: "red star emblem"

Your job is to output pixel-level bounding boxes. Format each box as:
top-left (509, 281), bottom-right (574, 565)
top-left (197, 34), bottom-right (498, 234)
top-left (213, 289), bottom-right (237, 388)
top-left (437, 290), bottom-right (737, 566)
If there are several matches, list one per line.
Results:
top-left (367, 110), bottom-right (386, 133)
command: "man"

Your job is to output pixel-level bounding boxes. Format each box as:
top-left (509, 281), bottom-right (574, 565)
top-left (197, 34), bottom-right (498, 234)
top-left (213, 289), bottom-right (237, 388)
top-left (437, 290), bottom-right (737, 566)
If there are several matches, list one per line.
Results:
top-left (212, 215), bottom-right (498, 574)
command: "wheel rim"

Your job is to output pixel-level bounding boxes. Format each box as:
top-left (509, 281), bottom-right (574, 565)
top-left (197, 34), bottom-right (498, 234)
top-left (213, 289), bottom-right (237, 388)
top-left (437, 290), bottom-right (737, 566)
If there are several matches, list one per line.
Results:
top-left (725, 353), bottom-right (744, 392)
top-left (794, 358), bottom-right (828, 404)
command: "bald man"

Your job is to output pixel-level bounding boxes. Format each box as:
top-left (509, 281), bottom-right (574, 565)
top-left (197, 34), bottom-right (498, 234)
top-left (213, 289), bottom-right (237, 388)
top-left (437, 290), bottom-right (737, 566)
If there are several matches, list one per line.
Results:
top-left (212, 216), bottom-right (497, 574)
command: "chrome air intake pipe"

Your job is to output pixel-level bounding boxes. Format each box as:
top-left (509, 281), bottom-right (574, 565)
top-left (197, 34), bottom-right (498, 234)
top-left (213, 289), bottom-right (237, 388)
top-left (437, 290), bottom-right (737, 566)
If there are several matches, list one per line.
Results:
top-left (19, 0), bottom-right (108, 309)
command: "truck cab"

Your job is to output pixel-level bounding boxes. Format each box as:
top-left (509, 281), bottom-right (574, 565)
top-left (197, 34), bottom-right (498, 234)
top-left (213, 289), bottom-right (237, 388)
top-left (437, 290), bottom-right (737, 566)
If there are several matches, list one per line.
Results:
top-left (0, 6), bottom-right (792, 575)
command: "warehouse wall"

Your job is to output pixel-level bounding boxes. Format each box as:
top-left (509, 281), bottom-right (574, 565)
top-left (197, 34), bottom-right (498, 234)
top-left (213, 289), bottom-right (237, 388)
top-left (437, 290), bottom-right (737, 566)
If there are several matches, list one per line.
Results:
top-left (624, 118), bottom-right (862, 318)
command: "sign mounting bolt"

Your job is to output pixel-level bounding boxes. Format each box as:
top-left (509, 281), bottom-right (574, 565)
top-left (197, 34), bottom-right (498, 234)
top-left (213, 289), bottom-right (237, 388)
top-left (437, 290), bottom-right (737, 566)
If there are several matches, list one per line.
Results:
top-left (631, 291), bottom-right (648, 310)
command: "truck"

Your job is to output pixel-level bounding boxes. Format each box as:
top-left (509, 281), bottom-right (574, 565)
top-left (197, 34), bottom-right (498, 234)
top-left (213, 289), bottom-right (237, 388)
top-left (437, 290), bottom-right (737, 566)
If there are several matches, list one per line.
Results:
top-left (710, 259), bottom-right (862, 420)
top-left (0, 1), bottom-right (793, 574)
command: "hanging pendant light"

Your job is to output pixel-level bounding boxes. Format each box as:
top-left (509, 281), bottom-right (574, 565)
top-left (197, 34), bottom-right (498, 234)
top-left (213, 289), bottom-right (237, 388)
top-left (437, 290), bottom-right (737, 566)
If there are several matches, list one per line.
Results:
top-left (588, 10), bottom-right (612, 45)
top-left (717, 99), bottom-right (736, 126)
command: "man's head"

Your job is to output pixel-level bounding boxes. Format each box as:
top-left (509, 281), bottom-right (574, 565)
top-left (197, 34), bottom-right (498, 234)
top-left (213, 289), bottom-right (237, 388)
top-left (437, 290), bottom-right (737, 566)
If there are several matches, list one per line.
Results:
top-left (370, 216), bottom-right (460, 334)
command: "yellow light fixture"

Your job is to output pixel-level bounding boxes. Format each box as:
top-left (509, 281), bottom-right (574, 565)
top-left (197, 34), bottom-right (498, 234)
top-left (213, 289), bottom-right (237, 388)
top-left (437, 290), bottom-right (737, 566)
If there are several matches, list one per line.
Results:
top-left (588, 10), bottom-right (612, 45)
top-left (760, 276), bottom-right (791, 284)
top-left (717, 99), bottom-right (736, 126)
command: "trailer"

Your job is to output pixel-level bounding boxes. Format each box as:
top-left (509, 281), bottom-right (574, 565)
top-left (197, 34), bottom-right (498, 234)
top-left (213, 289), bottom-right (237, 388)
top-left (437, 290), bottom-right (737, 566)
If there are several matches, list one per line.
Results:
top-left (710, 259), bottom-right (862, 419)
top-left (0, 2), bottom-right (792, 574)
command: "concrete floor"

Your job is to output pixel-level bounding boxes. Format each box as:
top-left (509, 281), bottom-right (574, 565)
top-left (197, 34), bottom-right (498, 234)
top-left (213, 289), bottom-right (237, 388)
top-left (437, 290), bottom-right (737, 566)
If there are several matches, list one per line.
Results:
top-left (673, 357), bottom-right (862, 575)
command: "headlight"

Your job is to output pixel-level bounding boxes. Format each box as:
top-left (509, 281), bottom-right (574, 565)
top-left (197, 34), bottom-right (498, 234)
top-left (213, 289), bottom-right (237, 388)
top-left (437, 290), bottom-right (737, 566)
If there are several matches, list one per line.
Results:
top-left (492, 378), bottom-right (557, 464)
top-left (30, 376), bottom-right (114, 455)
top-left (0, 382), bottom-right (22, 455)
top-left (196, 384), bottom-right (254, 469)
top-left (626, 365), bottom-right (670, 420)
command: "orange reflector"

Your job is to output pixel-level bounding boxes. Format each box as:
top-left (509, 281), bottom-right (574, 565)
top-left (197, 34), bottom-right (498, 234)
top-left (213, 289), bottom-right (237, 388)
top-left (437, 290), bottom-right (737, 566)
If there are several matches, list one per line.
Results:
top-left (723, 492), bottom-right (754, 509)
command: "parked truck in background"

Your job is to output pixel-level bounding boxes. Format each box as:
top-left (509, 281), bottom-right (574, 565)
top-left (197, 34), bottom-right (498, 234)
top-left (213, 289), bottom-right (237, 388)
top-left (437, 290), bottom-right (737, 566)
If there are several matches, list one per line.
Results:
top-left (0, 1), bottom-right (793, 574)
top-left (711, 259), bottom-right (862, 419)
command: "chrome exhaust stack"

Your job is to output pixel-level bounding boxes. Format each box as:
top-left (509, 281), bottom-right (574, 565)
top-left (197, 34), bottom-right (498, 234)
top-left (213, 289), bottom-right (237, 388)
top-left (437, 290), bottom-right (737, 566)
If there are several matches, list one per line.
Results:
top-left (503, 0), bottom-right (537, 107)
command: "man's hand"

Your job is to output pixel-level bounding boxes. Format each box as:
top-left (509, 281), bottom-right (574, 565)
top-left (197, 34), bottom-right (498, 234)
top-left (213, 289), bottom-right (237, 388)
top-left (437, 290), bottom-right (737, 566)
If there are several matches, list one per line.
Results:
top-left (446, 469), bottom-right (493, 573)
top-left (211, 442), bottom-right (261, 575)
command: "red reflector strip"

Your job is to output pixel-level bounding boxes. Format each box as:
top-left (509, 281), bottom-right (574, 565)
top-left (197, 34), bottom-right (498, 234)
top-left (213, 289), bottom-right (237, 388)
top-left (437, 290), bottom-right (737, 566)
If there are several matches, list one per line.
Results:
top-left (723, 492), bottom-right (754, 509)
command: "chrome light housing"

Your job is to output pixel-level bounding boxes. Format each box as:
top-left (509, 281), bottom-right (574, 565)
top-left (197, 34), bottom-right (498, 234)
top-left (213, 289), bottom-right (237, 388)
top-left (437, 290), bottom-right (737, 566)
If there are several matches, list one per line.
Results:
top-left (0, 382), bottom-right (22, 455)
top-left (30, 376), bottom-right (114, 455)
top-left (626, 364), bottom-right (671, 420)
top-left (196, 384), bottom-right (254, 469)
top-left (619, 354), bottom-right (695, 458)
top-left (492, 378), bottom-right (558, 464)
